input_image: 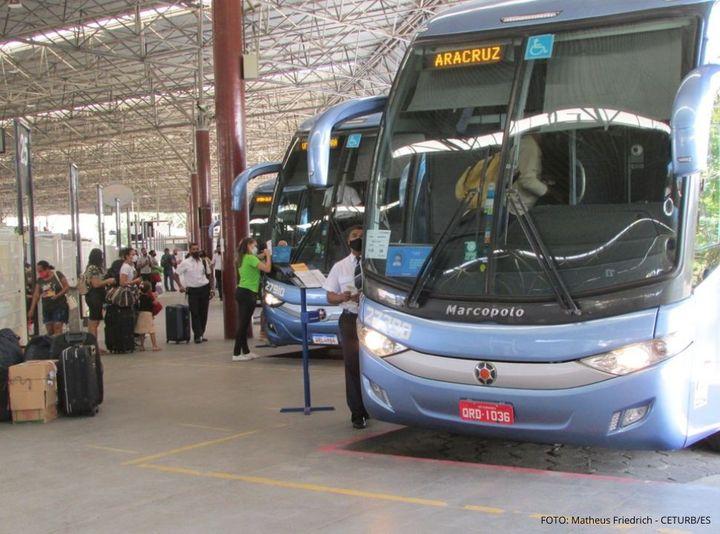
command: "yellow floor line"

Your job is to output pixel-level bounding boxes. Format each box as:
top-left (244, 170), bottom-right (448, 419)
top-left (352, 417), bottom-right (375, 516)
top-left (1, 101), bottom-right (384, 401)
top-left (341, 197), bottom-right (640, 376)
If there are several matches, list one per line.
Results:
top-left (138, 463), bottom-right (448, 508)
top-left (87, 445), bottom-right (140, 454)
top-left (178, 423), bottom-right (236, 433)
top-left (463, 504), bottom-right (505, 515)
top-left (124, 430), bottom-right (258, 466)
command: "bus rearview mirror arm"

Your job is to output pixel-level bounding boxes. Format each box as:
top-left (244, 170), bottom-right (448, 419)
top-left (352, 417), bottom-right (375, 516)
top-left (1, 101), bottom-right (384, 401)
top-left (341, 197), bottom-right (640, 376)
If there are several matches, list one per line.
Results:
top-left (231, 162), bottom-right (283, 211)
top-left (671, 64), bottom-right (720, 177)
top-left (307, 95), bottom-right (387, 187)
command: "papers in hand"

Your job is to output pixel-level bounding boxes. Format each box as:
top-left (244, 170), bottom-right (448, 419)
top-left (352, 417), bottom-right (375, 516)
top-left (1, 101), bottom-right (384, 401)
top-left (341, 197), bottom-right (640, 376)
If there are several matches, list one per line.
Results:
top-left (293, 269), bottom-right (326, 288)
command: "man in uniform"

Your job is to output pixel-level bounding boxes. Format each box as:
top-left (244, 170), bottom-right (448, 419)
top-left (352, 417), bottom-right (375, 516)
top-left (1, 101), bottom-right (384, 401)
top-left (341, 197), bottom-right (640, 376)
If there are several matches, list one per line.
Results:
top-left (324, 226), bottom-right (369, 429)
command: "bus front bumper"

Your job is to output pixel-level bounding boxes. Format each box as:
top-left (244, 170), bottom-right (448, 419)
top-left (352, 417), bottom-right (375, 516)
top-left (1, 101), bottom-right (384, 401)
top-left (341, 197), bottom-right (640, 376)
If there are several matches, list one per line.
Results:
top-left (264, 303), bottom-right (341, 347)
top-left (360, 347), bottom-right (694, 450)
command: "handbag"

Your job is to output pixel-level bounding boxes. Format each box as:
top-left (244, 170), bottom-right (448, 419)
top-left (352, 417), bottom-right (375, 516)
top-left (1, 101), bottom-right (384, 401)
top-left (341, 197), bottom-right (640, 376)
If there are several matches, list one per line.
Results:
top-left (151, 299), bottom-right (163, 317)
top-left (106, 286), bottom-right (137, 308)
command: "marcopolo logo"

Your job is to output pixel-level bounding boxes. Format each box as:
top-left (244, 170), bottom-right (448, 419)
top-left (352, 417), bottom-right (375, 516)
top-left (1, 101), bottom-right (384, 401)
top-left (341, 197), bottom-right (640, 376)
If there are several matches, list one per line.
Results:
top-left (445, 304), bottom-right (525, 319)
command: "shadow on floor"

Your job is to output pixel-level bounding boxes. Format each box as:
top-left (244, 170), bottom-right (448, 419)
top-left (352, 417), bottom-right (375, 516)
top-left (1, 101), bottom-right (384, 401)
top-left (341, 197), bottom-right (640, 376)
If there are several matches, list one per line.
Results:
top-left (342, 427), bottom-right (720, 483)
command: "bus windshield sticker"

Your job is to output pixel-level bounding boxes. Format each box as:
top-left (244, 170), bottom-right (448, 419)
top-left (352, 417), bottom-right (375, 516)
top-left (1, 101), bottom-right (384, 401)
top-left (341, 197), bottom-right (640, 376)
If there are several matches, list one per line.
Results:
top-left (429, 45), bottom-right (503, 69)
top-left (365, 229), bottom-right (391, 259)
top-left (464, 241), bottom-right (478, 262)
top-left (525, 34), bottom-right (555, 60)
top-left (346, 133), bottom-right (362, 149)
top-left (272, 245), bottom-right (292, 264)
top-left (385, 245), bottom-right (432, 277)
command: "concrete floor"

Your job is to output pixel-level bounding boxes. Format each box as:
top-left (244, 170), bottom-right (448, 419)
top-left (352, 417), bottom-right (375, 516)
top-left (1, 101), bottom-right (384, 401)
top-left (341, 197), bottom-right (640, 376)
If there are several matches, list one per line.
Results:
top-left (2, 292), bottom-right (720, 533)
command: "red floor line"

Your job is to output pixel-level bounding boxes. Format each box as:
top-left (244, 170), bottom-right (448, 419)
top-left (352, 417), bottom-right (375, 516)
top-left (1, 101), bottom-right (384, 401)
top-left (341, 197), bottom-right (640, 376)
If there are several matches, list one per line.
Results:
top-left (318, 429), bottom-right (671, 486)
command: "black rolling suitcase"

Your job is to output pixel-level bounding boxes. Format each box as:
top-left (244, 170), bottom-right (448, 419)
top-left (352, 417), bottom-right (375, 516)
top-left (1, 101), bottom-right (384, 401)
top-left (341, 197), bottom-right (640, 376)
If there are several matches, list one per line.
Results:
top-left (166, 304), bottom-right (190, 343)
top-left (0, 368), bottom-right (9, 422)
top-left (59, 345), bottom-right (101, 416)
top-left (105, 304), bottom-right (136, 353)
top-left (51, 289), bottom-right (103, 415)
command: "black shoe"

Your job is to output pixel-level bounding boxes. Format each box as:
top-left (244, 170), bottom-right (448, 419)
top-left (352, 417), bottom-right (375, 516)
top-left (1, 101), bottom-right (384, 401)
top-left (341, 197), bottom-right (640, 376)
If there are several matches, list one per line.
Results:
top-left (201, 337), bottom-right (208, 342)
top-left (351, 416), bottom-right (367, 429)
top-left (194, 338), bottom-right (202, 344)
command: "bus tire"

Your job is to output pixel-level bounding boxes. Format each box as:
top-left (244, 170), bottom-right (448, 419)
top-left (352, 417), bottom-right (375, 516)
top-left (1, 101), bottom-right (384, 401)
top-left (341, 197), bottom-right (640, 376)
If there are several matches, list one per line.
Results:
top-left (704, 432), bottom-right (720, 452)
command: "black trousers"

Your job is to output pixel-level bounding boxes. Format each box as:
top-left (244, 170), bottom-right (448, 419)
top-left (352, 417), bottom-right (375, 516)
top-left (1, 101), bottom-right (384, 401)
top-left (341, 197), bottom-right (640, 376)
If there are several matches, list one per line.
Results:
top-left (215, 270), bottom-right (223, 300)
top-left (234, 287), bottom-right (256, 355)
top-left (339, 312), bottom-right (368, 420)
top-left (186, 284), bottom-right (211, 340)
top-left (163, 270), bottom-right (175, 291)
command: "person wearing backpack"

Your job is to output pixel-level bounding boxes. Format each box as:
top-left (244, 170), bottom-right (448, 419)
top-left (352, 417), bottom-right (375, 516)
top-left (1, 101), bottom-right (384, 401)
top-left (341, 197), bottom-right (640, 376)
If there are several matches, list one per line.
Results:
top-left (27, 261), bottom-right (70, 336)
top-left (161, 248), bottom-right (176, 292)
top-left (83, 248), bottom-right (116, 348)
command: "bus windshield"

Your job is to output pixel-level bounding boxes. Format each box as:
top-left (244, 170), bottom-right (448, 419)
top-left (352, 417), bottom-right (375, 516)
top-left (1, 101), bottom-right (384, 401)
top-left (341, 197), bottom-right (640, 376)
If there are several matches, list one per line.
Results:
top-left (367, 18), bottom-right (697, 301)
top-left (272, 132), bottom-right (376, 273)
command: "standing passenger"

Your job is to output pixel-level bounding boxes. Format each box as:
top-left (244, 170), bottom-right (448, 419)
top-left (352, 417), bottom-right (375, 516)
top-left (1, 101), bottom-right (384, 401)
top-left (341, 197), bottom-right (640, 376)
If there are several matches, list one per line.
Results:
top-left (232, 238), bottom-right (271, 361)
top-left (83, 249), bottom-right (116, 347)
top-left (27, 261), bottom-right (70, 336)
top-left (212, 246), bottom-right (223, 301)
top-left (161, 248), bottom-right (175, 291)
top-left (324, 226), bottom-right (368, 429)
top-left (173, 243), bottom-right (214, 343)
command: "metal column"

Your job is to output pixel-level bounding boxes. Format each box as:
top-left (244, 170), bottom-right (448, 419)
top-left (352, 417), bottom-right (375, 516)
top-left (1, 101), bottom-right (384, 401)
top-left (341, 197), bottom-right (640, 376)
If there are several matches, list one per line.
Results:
top-left (96, 185), bottom-right (106, 267)
top-left (195, 127), bottom-right (212, 253)
top-left (115, 198), bottom-right (122, 252)
top-left (213, 0), bottom-right (248, 339)
top-left (190, 172), bottom-right (200, 244)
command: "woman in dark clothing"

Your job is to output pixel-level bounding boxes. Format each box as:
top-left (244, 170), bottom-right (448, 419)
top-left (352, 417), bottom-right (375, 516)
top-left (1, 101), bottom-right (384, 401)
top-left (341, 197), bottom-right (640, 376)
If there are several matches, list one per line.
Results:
top-left (27, 261), bottom-right (70, 335)
top-left (83, 249), bottom-right (116, 346)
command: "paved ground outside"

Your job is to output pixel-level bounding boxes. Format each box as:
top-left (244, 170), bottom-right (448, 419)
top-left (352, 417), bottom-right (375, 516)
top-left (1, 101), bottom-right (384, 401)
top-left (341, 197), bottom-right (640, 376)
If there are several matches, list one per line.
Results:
top-left (2, 292), bottom-right (719, 533)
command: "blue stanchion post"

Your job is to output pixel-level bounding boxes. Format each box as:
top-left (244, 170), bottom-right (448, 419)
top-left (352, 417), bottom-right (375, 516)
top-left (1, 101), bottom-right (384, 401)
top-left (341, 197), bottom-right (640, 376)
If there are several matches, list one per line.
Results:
top-left (280, 285), bottom-right (335, 415)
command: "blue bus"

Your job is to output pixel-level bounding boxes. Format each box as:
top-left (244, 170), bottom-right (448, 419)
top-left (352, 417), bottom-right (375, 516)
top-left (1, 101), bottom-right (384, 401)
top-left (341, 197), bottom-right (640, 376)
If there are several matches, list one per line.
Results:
top-left (262, 97), bottom-right (386, 347)
top-left (358, 0), bottom-right (720, 450)
top-left (249, 179), bottom-right (276, 241)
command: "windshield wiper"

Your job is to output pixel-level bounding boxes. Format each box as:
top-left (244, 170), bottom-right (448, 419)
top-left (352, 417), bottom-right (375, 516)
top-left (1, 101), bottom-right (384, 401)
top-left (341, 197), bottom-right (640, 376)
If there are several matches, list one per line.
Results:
top-left (506, 189), bottom-right (582, 316)
top-left (405, 188), bottom-right (479, 308)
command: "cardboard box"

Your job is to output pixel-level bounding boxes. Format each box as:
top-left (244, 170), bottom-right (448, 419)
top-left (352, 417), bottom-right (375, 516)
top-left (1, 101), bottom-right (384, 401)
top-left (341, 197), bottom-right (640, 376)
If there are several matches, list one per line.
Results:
top-left (8, 360), bottom-right (58, 424)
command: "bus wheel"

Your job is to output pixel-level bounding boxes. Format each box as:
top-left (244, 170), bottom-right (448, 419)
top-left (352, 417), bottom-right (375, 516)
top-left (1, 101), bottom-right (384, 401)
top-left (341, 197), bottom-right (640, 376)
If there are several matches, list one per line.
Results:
top-left (704, 432), bottom-right (720, 452)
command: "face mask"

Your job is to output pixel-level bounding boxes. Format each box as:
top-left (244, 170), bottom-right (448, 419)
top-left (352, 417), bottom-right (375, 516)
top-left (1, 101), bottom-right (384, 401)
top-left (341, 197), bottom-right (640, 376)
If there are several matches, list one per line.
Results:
top-left (349, 237), bottom-right (363, 252)
top-left (249, 246), bottom-right (258, 255)
top-left (191, 252), bottom-right (200, 259)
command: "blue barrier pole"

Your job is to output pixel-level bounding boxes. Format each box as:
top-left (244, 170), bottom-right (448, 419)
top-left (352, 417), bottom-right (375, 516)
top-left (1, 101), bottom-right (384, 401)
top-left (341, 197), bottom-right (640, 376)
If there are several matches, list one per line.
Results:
top-left (280, 284), bottom-right (335, 415)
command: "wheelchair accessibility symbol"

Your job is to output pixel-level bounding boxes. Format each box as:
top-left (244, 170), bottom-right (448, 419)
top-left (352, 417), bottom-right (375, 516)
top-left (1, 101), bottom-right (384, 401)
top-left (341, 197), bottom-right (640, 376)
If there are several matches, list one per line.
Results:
top-left (525, 34), bottom-right (555, 60)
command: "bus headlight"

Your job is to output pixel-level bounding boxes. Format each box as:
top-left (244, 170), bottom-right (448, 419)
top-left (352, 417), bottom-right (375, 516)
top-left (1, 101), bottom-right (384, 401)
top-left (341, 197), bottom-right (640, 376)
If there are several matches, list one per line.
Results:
top-left (580, 334), bottom-right (690, 376)
top-left (263, 293), bottom-right (284, 307)
top-left (358, 325), bottom-right (408, 358)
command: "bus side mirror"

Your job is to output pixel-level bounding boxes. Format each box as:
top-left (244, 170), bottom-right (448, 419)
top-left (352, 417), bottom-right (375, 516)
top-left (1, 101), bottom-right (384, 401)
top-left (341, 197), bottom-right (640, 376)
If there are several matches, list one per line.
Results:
top-left (671, 64), bottom-right (720, 177)
top-left (231, 162), bottom-right (282, 211)
top-left (308, 95), bottom-right (387, 187)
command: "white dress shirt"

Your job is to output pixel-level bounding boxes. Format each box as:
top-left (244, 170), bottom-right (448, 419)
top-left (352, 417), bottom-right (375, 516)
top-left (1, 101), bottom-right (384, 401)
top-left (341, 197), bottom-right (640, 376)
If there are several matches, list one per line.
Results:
top-left (323, 253), bottom-right (361, 314)
top-left (176, 257), bottom-right (210, 288)
top-left (212, 252), bottom-right (223, 272)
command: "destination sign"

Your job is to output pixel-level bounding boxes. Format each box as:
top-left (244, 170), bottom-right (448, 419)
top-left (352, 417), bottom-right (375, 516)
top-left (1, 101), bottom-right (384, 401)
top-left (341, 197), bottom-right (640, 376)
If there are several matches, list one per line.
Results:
top-left (255, 195), bottom-right (273, 204)
top-left (430, 45), bottom-right (503, 69)
top-left (299, 137), bottom-right (339, 151)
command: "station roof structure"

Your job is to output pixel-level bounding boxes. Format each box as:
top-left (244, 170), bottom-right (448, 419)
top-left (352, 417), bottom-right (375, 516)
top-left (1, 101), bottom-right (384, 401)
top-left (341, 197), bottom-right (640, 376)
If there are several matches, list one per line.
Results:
top-left (0, 0), bottom-right (461, 216)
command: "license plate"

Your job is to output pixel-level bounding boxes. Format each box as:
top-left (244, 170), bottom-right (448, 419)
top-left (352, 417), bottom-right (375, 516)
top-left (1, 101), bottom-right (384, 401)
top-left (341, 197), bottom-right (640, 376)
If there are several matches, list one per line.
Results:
top-left (459, 400), bottom-right (515, 425)
top-left (311, 334), bottom-right (339, 345)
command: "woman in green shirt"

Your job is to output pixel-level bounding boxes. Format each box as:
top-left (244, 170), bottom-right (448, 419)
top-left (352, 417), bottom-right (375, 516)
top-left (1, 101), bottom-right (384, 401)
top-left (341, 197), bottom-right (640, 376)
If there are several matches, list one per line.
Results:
top-left (233, 237), bottom-right (272, 361)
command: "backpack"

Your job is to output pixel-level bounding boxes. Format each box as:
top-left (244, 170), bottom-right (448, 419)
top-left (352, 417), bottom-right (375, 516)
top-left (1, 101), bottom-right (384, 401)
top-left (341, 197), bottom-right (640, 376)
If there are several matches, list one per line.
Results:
top-left (0, 329), bottom-right (24, 368)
